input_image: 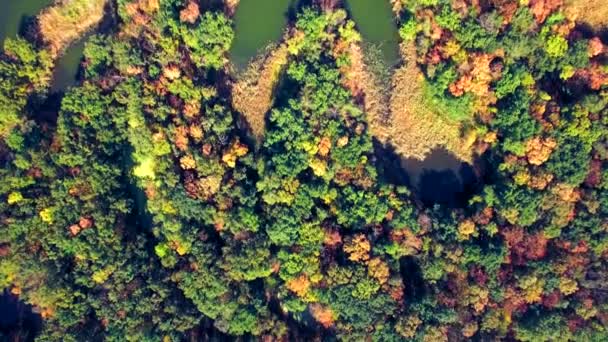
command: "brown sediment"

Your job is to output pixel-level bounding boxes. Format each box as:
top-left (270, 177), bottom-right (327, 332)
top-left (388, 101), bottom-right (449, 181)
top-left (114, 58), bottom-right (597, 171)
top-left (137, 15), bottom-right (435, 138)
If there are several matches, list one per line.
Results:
top-left (231, 33), bottom-right (292, 142)
top-left (38, 0), bottom-right (108, 58)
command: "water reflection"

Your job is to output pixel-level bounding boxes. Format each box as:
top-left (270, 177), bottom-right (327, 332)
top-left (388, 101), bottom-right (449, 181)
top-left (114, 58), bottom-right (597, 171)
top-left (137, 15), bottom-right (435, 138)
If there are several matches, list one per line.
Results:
top-left (345, 0), bottom-right (400, 67)
top-left (402, 148), bottom-right (478, 206)
top-left (229, 0), bottom-right (294, 70)
top-left (0, 0), bottom-right (52, 46)
top-left (374, 141), bottom-right (481, 207)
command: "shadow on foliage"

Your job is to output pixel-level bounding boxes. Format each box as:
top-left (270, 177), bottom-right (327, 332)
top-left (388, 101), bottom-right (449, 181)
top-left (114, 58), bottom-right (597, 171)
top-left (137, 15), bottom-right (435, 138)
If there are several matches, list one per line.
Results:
top-left (399, 256), bottom-right (426, 303)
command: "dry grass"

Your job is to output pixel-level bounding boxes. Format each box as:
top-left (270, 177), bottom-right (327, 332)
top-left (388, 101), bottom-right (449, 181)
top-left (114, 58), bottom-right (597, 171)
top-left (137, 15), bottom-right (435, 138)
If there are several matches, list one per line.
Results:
top-left (330, 2), bottom-right (472, 162)
top-left (38, 0), bottom-right (107, 57)
top-left (341, 39), bottom-right (473, 161)
top-left (389, 0), bottom-right (404, 14)
top-left (342, 42), bottom-right (390, 132)
top-left (368, 43), bottom-right (474, 162)
top-left (564, 0), bottom-right (608, 28)
top-left (232, 41), bottom-right (290, 142)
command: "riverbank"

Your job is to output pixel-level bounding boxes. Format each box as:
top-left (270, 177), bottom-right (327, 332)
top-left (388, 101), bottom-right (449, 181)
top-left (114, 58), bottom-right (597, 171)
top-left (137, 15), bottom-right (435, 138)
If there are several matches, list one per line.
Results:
top-left (0, 0), bottom-right (52, 47)
top-left (564, 0), bottom-right (608, 29)
top-left (38, 0), bottom-right (107, 58)
top-left (232, 40), bottom-right (291, 142)
top-left (386, 42), bottom-right (475, 162)
top-left (344, 0), bottom-right (400, 67)
top-left (229, 0), bottom-right (292, 69)
top-left (364, 2), bottom-right (476, 163)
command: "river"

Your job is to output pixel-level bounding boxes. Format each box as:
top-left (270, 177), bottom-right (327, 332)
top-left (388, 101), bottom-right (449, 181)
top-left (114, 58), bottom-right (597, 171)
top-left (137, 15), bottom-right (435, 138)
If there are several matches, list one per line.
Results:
top-left (229, 0), bottom-right (295, 70)
top-left (0, 0), bottom-right (51, 45)
top-left (345, 0), bottom-right (400, 67)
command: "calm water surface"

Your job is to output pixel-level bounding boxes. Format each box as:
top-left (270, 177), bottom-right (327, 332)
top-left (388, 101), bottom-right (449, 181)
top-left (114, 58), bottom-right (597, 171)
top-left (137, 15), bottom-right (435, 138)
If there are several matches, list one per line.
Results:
top-left (401, 148), bottom-right (480, 207)
top-left (50, 34), bottom-right (89, 91)
top-left (230, 0), bottom-right (294, 69)
top-left (375, 141), bottom-right (481, 207)
top-left (345, 0), bottom-right (400, 66)
top-left (0, 0), bottom-right (51, 46)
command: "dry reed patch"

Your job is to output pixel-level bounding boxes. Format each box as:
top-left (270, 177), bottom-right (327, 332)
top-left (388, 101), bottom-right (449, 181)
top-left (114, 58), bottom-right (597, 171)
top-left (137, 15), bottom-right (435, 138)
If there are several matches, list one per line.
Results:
top-left (358, 0), bottom-right (474, 162)
top-left (120, 0), bottom-right (160, 38)
top-left (232, 42), bottom-right (290, 141)
top-left (564, 0), bottom-right (608, 28)
top-left (382, 43), bottom-right (474, 162)
top-left (38, 0), bottom-right (107, 57)
top-left (341, 42), bottom-right (390, 133)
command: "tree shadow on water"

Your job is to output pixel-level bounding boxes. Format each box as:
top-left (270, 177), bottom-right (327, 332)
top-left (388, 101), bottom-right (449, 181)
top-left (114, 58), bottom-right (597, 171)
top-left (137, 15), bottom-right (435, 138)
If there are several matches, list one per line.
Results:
top-left (400, 256), bottom-right (426, 303)
top-left (417, 161), bottom-right (478, 208)
top-left (374, 140), bottom-right (481, 208)
top-left (417, 169), bottom-right (462, 207)
top-left (0, 289), bottom-right (42, 342)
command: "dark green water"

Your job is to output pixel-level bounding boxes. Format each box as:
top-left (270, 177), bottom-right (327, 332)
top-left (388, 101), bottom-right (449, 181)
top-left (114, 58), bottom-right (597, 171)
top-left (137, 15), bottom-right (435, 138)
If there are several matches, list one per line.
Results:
top-left (345, 0), bottom-right (400, 67)
top-left (50, 35), bottom-right (88, 91)
top-left (0, 0), bottom-right (51, 46)
top-left (0, 0), bottom-right (85, 91)
top-left (229, 0), bottom-right (293, 69)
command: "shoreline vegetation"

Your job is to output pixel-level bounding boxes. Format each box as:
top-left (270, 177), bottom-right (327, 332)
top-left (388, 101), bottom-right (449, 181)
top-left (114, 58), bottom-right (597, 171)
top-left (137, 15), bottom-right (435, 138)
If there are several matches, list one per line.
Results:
top-left (342, 1), bottom-right (474, 162)
top-left (0, 0), bottom-right (108, 144)
top-left (230, 0), bottom-right (475, 163)
top-left (224, 0), bottom-right (239, 16)
top-left (387, 41), bottom-right (476, 162)
top-left (564, 0), bottom-right (608, 29)
top-left (38, 0), bottom-right (108, 58)
top-left (231, 40), bottom-right (291, 142)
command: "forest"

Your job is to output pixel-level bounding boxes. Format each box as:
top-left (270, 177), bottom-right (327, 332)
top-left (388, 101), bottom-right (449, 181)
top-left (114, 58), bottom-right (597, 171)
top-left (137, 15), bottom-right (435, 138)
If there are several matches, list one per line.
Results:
top-left (0, 0), bottom-right (607, 340)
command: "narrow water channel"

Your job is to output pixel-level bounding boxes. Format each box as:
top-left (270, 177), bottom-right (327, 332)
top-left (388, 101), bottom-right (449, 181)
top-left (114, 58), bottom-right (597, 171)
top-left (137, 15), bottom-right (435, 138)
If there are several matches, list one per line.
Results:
top-left (0, 0), bottom-right (90, 91)
top-left (50, 34), bottom-right (88, 92)
top-left (229, 0), bottom-right (294, 70)
top-left (345, 0), bottom-right (400, 67)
